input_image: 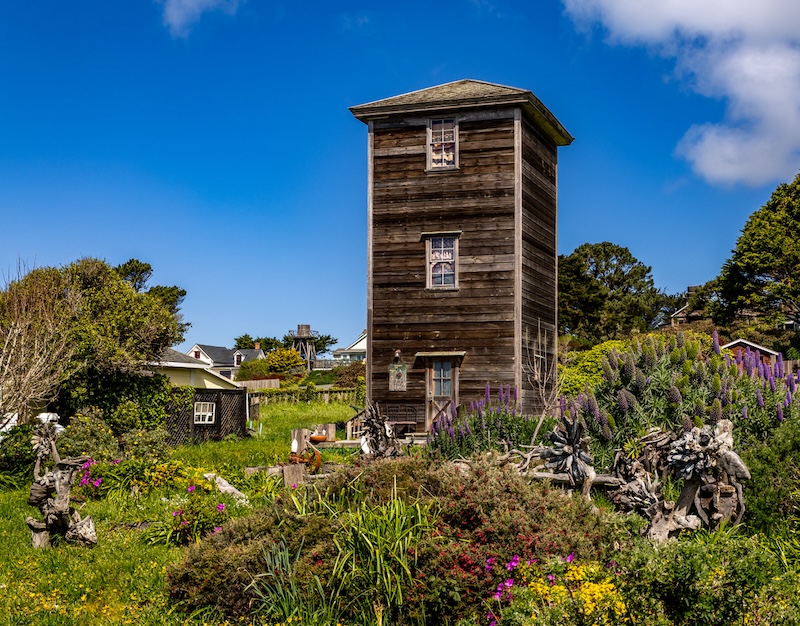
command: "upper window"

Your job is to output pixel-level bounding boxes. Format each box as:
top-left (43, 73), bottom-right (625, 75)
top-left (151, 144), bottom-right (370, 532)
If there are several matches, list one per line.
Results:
top-left (426, 235), bottom-right (459, 289)
top-left (427, 118), bottom-right (458, 170)
top-left (234, 353), bottom-right (242, 366)
top-left (194, 402), bottom-right (215, 425)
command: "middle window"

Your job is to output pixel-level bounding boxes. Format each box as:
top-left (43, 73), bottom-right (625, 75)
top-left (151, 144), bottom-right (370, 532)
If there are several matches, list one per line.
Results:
top-left (425, 234), bottom-right (459, 289)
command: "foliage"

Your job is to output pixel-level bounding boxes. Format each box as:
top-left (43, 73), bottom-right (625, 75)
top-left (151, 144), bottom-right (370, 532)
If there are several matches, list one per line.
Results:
top-left (264, 347), bottom-right (306, 373)
top-left (332, 360), bottom-right (366, 388)
top-left (562, 330), bottom-right (796, 471)
top-left (0, 265), bottom-right (77, 422)
top-left (558, 242), bottom-right (676, 344)
top-left (0, 423), bottom-right (37, 488)
top-left (233, 333), bottom-right (283, 351)
top-left (559, 339), bottom-right (627, 397)
top-left (616, 533), bottom-right (800, 626)
top-left (144, 482), bottom-right (231, 546)
top-left (234, 357), bottom-right (277, 381)
top-left (58, 410), bottom-right (120, 461)
top-left (481, 555), bottom-right (630, 626)
top-left (743, 416), bottom-right (800, 532)
top-left (120, 428), bottom-right (171, 464)
top-left (708, 171), bottom-right (800, 327)
top-left (59, 370), bottom-right (177, 434)
top-left (427, 384), bottom-right (550, 459)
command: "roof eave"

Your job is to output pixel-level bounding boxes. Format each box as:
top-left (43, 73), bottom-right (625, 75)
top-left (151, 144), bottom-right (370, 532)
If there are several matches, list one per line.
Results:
top-left (350, 93), bottom-right (573, 146)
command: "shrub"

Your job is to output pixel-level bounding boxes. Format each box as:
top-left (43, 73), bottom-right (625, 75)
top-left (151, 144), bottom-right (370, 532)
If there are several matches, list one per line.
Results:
top-left (107, 399), bottom-right (142, 434)
top-left (332, 361), bottom-right (366, 388)
top-left (0, 424), bottom-right (36, 488)
top-left (743, 417), bottom-right (800, 532)
top-left (144, 482), bottom-right (231, 546)
top-left (58, 410), bottom-right (119, 461)
top-left (119, 428), bottom-right (170, 464)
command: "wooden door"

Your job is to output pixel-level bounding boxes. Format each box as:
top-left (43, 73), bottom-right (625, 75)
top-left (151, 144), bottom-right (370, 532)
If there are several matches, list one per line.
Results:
top-left (426, 359), bottom-right (458, 431)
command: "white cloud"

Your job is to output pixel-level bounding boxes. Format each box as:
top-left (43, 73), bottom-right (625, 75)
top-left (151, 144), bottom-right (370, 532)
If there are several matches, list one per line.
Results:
top-left (562, 0), bottom-right (800, 186)
top-left (159, 0), bottom-right (241, 38)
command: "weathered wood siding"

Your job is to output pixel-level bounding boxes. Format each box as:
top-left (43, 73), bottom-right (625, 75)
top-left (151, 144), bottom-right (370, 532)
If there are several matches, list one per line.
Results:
top-left (519, 115), bottom-right (559, 415)
top-left (370, 113), bottom-right (518, 417)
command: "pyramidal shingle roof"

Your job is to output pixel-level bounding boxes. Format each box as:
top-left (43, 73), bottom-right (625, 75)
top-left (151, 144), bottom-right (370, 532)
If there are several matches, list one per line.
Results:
top-left (350, 79), bottom-right (573, 146)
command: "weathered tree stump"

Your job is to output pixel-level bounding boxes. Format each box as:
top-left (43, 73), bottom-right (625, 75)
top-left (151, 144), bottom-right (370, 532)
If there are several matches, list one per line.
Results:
top-left (26, 425), bottom-right (97, 548)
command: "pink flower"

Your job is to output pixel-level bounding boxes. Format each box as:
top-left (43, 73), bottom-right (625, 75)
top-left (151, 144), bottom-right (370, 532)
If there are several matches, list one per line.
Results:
top-left (216, 503), bottom-right (225, 511)
top-left (212, 526), bottom-right (222, 534)
top-left (485, 557), bottom-right (495, 573)
top-left (291, 483), bottom-right (297, 490)
top-left (187, 485), bottom-right (196, 493)
top-left (172, 510), bottom-right (182, 517)
top-left (507, 554), bottom-right (520, 571)
top-left (566, 551), bottom-right (575, 563)
top-left (547, 574), bottom-right (556, 585)
top-left (504, 578), bottom-right (514, 588)
top-left (110, 459), bottom-right (121, 465)
top-left (93, 478), bottom-right (102, 487)
top-left (182, 521), bottom-right (188, 526)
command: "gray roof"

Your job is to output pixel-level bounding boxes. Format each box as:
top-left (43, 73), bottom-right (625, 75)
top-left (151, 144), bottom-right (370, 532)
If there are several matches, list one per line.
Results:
top-left (196, 344), bottom-right (235, 366)
top-left (350, 79), bottom-right (573, 146)
top-left (160, 348), bottom-right (206, 366)
top-left (235, 349), bottom-right (264, 361)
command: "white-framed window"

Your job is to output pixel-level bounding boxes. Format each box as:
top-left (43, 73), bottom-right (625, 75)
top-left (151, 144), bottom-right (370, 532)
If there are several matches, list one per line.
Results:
top-left (194, 402), bottom-right (215, 425)
top-left (424, 233), bottom-right (459, 289)
top-left (427, 118), bottom-right (458, 170)
top-left (234, 353), bottom-right (242, 366)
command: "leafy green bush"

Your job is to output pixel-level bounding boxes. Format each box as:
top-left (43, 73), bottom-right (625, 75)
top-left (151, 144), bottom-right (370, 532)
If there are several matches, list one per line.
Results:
top-left (616, 533), bottom-right (800, 625)
top-left (559, 339), bottom-right (627, 397)
top-left (107, 399), bottom-right (142, 434)
top-left (332, 360), bottom-right (366, 388)
top-left (58, 410), bottom-right (120, 461)
top-left (0, 424), bottom-right (36, 489)
top-left (119, 428), bottom-right (170, 464)
top-left (743, 417), bottom-right (800, 532)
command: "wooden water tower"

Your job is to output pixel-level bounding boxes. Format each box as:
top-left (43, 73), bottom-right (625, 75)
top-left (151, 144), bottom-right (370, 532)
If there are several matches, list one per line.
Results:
top-left (350, 79), bottom-right (573, 428)
top-left (289, 324), bottom-right (319, 370)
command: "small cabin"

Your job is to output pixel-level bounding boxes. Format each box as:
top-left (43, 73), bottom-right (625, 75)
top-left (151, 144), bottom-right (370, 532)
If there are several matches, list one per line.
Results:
top-left (350, 79), bottom-right (572, 429)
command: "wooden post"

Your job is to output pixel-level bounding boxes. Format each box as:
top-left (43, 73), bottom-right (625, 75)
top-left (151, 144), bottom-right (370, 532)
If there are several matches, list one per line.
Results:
top-left (324, 423), bottom-right (336, 442)
top-left (290, 429), bottom-right (309, 455)
top-left (283, 463), bottom-right (305, 489)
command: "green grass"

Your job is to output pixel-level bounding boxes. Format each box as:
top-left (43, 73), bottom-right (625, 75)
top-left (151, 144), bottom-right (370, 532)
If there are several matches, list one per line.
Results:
top-left (0, 400), bottom-right (358, 626)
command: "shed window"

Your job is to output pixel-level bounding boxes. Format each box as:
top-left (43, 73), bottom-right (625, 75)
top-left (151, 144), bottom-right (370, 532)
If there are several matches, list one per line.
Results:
top-left (425, 235), bottom-right (458, 289)
top-left (427, 118), bottom-right (457, 170)
top-left (194, 402), bottom-right (215, 425)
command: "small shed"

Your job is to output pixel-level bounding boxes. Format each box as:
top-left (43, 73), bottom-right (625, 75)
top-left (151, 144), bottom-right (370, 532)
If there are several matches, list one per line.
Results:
top-left (721, 339), bottom-right (779, 366)
top-left (166, 388), bottom-right (249, 446)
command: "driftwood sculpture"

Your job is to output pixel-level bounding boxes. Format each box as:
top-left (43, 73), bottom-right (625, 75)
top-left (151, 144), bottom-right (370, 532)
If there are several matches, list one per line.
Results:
top-left (26, 424), bottom-right (97, 548)
top-left (496, 415), bottom-right (750, 541)
top-left (359, 402), bottom-right (402, 458)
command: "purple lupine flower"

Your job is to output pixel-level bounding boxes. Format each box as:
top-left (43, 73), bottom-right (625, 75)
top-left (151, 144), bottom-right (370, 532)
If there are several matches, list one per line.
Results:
top-left (777, 404), bottom-right (785, 422)
top-left (777, 353), bottom-right (785, 378)
top-left (668, 385), bottom-right (682, 405)
top-left (757, 388), bottom-right (764, 407)
top-left (724, 353), bottom-right (731, 368)
top-left (712, 331), bottom-right (720, 355)
top-left (465, 422), bottom-right (472, 436)
top-left (735, 351), bottom-right (743, 366)
top-left (789, 375), bottom-right (796, 394)
top-left (447, 427), bottom-right (455, 441)
top-left (742, 405), bottom-right (748, 421)
top-left (770, 377), bottom-right (777, 393)
top-left (757, 362), bottom-right (765, 379)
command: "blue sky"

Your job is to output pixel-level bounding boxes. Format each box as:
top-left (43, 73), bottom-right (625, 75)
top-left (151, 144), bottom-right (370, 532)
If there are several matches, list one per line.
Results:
top-left (2, 1), bottom-right (798, 352)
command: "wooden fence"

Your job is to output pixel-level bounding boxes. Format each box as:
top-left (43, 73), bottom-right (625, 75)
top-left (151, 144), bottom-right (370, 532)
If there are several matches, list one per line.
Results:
top-left (249, 387), bottom-right (357, 405)
top-left (236, 378), bottom-right (280, 390)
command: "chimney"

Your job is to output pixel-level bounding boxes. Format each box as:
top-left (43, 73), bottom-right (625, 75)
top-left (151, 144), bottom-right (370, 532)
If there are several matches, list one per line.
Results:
top-left (254, 341), bottom-right (261, 351)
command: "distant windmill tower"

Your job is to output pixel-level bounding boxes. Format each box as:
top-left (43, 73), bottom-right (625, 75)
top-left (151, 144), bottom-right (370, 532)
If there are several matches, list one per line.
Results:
top-left (289, 324), bottom-right (319, 370)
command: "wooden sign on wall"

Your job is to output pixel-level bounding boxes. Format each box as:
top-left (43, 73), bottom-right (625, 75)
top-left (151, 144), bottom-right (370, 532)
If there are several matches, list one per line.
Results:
top-left (389, 364), bottom-right (407, 392)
